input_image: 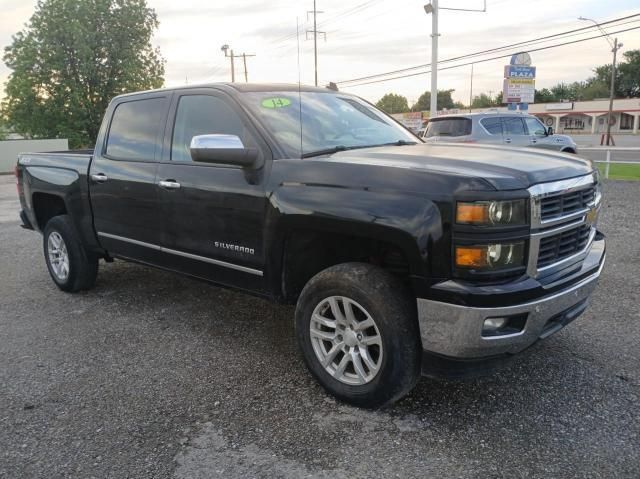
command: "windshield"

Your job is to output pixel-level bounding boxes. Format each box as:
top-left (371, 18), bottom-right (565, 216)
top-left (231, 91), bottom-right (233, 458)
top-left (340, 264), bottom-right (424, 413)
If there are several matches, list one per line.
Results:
top-left (240, 91), bottom-right (418, 158)
top-left (425, 117), bottom-right (472, 138)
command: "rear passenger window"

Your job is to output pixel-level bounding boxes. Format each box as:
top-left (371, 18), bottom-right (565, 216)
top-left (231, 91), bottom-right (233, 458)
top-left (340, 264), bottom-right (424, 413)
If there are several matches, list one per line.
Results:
top-left (502, 117), bottom-right (526, 135)
top-left (480, 117), bottom-right (502, 135)
top-left (424, 118), bottom-right (472, 138)
top-left (106, 98), bottom-right (166, 161)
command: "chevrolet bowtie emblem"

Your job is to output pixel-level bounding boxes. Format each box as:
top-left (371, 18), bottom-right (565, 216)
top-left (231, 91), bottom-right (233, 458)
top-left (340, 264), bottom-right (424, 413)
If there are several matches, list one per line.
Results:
top-left (586, 206), bottom-right (598, 225)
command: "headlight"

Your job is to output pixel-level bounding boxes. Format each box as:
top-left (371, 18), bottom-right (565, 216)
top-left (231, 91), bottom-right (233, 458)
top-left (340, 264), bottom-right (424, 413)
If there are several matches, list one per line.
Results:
top-left (455, 242), bottom-right (525, 270)
top-left (456, 200), bottom-right (526, 226)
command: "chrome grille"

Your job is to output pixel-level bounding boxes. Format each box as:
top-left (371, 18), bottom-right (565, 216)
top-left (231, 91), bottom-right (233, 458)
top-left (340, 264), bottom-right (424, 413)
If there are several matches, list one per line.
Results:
top-left (537, 224), bottom-right (591, 268)
top-left (527, 174), bottom-right (600, 278)
top-left (540, 186), bottom-right (596, 221)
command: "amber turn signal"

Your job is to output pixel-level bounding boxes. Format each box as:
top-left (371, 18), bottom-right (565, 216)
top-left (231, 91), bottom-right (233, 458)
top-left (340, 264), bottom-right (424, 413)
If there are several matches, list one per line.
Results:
top-left (455, 246), bottom-right (488, 268)
top-left (456, 203), bottom-right (489, 224)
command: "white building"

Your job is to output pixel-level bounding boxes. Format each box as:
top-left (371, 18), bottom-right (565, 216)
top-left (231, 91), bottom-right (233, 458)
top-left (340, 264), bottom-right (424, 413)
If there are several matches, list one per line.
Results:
top-left (524, 98), bottom-right (639, 135)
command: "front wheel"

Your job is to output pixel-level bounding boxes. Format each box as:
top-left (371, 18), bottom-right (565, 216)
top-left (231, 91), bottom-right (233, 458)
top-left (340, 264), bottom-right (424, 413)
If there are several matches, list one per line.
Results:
top-left (43, 215), bottom-right (98, 292)
top-left (295, 263), bottom-right (421, 408)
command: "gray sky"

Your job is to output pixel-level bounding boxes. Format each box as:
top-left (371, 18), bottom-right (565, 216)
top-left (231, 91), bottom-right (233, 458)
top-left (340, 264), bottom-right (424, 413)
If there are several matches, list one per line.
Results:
top-left (1, 0), bottom-right (639, 106)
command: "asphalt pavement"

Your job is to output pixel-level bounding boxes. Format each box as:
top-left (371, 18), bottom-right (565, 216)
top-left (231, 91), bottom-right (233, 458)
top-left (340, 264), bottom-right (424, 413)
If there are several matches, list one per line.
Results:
top-left (0, 174), bottom-right (638, 478)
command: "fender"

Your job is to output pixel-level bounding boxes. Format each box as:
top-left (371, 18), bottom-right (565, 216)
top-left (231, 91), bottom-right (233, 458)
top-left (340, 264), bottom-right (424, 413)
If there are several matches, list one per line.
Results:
top-left (259, 157), bottom-right (494, 300)
top-left (18, 153), bottom-right (101, 252)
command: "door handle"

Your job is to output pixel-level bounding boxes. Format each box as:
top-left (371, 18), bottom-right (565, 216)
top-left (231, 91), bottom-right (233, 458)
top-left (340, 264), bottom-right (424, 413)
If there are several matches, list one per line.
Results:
top-left (158, 180), bottom-right (181, 190)
top-left (91, 173), bottom-right (109, 183)
top-left (504, 138), bottom-right (512, 144)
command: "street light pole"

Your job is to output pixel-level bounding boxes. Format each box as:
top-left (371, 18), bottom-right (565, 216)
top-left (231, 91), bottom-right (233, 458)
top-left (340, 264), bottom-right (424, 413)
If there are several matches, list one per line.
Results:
top-left (424, 1), bottom-right (485, 117)
top-left (230, 49), bottom-right (235, 83)
top-left (578, 17), bottom-right (623, 146)
top-left (221, 44), bottom-right (235, 82)
top-left (469, 63), bottom-right (474, 113)
top-left (605, 38), bottom-right (619, 146)
top-left (430, 0), bottom-right (439, 115)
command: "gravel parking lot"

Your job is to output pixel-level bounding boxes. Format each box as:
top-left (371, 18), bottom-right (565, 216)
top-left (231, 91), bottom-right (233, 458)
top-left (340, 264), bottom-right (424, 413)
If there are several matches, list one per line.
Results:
top-left (0, 174), bottom-right (638, 478)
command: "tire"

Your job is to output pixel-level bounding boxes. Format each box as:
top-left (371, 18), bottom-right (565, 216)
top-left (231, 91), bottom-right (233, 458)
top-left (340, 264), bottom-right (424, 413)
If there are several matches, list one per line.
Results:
top-left (295, 262), bottom-right (421, 408)
top-left (43, 215), bottom-right (98, 292)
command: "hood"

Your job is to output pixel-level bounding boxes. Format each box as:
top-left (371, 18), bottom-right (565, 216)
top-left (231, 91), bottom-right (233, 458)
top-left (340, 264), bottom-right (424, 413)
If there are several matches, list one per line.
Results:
top-left (324, 143), bottom-right (593, 190)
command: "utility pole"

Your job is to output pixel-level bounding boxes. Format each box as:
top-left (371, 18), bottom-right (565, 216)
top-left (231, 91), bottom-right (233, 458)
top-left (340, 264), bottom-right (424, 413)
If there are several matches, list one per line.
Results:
top-left (578, 16), bottom-right (623, 146)
top-left (242, 53), bottom-right (256, 82)
top-left (220, 44), bottom-right (255, 83)
top-left (307, 0), bottom-right (326, 86)
top-left (230, 50), bottom-right (235, 82)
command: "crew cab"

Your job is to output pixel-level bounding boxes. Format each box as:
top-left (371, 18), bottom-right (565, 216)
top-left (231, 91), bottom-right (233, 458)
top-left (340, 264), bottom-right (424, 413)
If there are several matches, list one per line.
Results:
top-left (16, 83), bottom-right (605, 408)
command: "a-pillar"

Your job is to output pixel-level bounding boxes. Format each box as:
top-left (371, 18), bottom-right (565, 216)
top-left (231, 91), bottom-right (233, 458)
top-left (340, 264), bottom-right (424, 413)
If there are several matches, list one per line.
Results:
top-left (632, 113), bottom-right (639, 135)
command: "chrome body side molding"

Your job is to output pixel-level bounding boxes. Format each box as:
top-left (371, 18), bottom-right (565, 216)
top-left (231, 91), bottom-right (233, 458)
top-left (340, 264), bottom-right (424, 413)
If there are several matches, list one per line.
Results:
top-left (97, 232), bottom-right (263, 277)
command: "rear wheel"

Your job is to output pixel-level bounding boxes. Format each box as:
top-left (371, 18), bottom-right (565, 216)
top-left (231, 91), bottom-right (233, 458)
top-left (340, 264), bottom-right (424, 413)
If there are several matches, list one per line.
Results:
top-left (295, 263), bottom-right (421, 408)
top-left (43, 215), bottom-right (98, 292)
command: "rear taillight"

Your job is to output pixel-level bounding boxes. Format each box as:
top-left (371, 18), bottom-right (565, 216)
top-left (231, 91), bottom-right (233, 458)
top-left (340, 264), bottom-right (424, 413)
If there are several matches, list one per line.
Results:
top-left (15, 165), bottom-right (20, 195)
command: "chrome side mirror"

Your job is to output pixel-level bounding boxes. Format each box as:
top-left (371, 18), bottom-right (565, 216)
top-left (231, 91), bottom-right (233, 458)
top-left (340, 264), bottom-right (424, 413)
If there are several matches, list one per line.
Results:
top-left (189, 134), bottom-right (259, 168)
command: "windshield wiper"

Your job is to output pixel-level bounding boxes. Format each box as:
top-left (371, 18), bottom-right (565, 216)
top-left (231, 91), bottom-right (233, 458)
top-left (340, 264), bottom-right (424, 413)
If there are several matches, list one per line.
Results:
top-left (301, 140), bottom-right (417, 158)
top-left (302, 144), bottom-right (373, 158)
top-left (379, 140), bottom-right (418, 146)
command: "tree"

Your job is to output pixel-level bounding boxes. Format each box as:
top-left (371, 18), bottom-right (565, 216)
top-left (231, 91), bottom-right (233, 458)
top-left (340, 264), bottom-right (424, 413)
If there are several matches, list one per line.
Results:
top-left (580, 80), bottom-right (609, 100)
top-left (411, 89), bottom-right (456, 112)
top-left (0, 115), bottom-right (7, 140)
top-left (1, 0), bottom-right (165, 148)
top-left (375, 93), bottom-right (409, 114)
top-left (471, 93), bottom-right (496, 109)
top-left (614, 49), bottom-right (640, 98)
top-left (534, 88), bottom-right (555, 103)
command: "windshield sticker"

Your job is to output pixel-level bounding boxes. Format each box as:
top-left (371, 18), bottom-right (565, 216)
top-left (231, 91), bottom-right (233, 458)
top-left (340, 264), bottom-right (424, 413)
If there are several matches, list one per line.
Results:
top-left (261, 97), bottom-right (292, 109)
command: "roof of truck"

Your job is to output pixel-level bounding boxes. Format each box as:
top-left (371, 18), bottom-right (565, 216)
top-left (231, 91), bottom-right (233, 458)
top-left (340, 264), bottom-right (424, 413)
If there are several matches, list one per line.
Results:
top-left (113, 82), bottom-right (336, 100)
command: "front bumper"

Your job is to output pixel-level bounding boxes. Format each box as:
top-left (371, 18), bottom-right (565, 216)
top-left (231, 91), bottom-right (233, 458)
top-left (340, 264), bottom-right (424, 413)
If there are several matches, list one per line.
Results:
top-left (417, 238), bottom-right (605, 360)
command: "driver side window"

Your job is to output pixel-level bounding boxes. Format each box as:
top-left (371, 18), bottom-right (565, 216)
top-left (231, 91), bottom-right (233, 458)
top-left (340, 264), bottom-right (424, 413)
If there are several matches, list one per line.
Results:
top-left (525, 117), bottom-right (547, 136)
top-left (171, 95), bottom-right (253, 162)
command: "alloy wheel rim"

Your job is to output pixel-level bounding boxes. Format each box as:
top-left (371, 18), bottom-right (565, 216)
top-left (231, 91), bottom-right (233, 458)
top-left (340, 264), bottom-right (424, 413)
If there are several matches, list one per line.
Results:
top-left (47, 232), bottom-right (69, 281)
top-left (310, 296), bottom-right (383, 385)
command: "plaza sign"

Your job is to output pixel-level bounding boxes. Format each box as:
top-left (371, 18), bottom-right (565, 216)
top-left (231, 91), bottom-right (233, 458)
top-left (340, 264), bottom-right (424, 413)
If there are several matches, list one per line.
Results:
top-left (504, 65), bottom-right (536, 79)
top-left (503, 53), bottom-right (535, 106)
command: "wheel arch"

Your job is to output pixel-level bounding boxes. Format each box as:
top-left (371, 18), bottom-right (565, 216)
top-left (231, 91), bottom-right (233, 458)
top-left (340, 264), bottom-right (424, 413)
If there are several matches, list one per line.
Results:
top-left (32, 192), bottom-right (68, 231)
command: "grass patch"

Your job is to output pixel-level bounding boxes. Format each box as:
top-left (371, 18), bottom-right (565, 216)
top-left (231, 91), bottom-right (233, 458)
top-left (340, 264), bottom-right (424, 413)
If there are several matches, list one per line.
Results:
top-left (597, 163), bottom-right (640, 180)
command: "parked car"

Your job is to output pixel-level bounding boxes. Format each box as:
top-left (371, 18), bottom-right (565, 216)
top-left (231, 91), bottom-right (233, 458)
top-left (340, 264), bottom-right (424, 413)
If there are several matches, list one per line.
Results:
top-left (422, 112), bottom-right (579, 154)
top-left (16, 83), bottom-right (604, 408)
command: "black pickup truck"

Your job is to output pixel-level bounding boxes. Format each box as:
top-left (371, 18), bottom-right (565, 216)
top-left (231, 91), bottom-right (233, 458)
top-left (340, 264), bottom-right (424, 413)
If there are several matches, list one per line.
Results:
top-left (16, 83), bottom-right (605, 408)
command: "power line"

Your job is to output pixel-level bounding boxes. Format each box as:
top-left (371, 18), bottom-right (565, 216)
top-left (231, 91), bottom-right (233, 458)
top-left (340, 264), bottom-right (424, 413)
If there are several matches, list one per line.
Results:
top-left (339, 24), bottom-right (640, 87)
top-left (336, 13), bottom-right (640, 85)
top-left (338, 13), bottom-right (640, 85)
top-left (317, 0), bottom-right (382, 29)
